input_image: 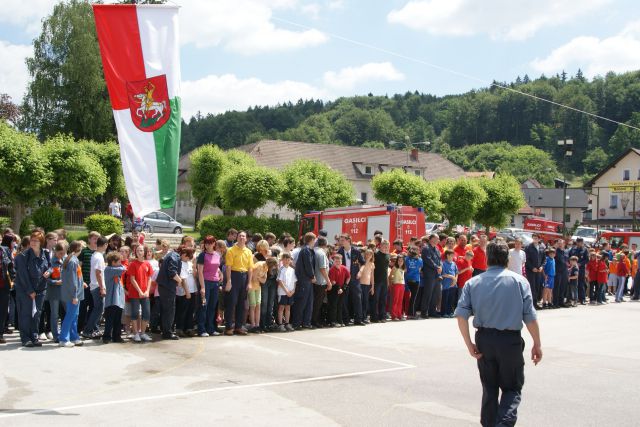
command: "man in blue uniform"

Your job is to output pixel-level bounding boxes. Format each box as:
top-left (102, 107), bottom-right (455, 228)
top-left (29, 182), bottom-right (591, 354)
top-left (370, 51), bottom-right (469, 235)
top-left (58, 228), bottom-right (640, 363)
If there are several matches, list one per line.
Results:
top-left (455, 240), bottom-right (543, 427)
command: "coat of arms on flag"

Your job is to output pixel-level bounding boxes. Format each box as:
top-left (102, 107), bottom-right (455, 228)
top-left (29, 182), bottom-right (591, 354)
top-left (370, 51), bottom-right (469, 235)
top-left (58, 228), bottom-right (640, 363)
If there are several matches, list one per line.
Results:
top-left (127, 75), bottom-right (171, 132)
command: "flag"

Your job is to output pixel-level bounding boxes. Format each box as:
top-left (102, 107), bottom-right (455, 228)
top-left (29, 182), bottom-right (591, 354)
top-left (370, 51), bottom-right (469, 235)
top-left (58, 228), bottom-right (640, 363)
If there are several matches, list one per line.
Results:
top-left (93, 4), bottom-right (181, 217)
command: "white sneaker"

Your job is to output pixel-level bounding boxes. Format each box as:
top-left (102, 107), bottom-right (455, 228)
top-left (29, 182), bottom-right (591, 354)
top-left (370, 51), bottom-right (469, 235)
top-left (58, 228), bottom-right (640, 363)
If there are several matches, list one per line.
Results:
top-left (126, 333), bottom-right (135, 340)
top-left (39, 333), bottom-right (47, 341)
top-left (73, 340), bottom-right (84, 347)
top-left (133, 333), bottom-right (142, 342)
top-left (46, 332), bottom-right (54, 340)
top-left (199, 332), bottom-right (209, 337)
top-left (60, 341), bottom-right (74, 348)
top-left (140, 333), bottom-right (152, 342)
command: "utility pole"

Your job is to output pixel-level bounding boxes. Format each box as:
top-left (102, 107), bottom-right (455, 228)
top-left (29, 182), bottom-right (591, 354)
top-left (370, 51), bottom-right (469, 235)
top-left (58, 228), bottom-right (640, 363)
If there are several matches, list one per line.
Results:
top-left (557, 139), bottom-right (573, 236)
top-left (389, 135), bottom-right (430, 172)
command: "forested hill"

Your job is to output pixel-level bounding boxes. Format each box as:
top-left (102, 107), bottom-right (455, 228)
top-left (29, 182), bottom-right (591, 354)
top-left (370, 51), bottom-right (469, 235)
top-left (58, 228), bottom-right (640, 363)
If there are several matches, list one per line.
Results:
top-left (181, 70), bottom-right (640, 179)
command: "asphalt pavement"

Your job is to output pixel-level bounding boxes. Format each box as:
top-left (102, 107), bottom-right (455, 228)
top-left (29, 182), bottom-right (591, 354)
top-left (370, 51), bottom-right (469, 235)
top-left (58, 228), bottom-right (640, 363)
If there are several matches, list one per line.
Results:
top-left (0, 301), bottom-right (639, 426)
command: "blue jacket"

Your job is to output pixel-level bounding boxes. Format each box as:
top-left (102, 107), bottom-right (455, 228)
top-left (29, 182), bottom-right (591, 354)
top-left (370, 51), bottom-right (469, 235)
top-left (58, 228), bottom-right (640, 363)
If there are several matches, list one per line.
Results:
top-left (0, 245), bottom-right (15, 289)
top-left (337, 247), bottom-right (365, 285)
top-left (405, 256), bottom-right (423, 283)
top-left (104, 265), bottom-right (127, 308)
top-left (61, 255), bottom-right (84, 303)
top-left (295, 246), bottom-right (316, 283)
top-left (46, 255), bottom-right (64, 301)
top-left (421, 245), bottom-right (441, 276)
top-left (14, 248), bottom-right (50, 295)
top-left (157, 251), bottom-right (181, 292)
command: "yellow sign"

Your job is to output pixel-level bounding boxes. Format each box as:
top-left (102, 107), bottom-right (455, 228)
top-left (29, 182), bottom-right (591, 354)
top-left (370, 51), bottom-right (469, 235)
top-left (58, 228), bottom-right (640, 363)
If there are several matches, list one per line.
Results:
top-left (609, 180), bottom-right (640, 193)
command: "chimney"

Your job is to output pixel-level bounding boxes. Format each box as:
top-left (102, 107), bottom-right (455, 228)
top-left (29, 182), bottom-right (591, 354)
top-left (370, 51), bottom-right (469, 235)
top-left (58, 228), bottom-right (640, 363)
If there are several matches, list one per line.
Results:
top-left (410, 148), bottom-right (418, 161)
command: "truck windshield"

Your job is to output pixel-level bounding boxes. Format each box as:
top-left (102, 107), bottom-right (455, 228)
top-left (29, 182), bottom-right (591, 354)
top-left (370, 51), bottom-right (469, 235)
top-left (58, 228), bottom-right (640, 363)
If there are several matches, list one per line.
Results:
top-left (575, 228), bottom-right (596, 237)
top-left (300, 217), bottom-right (315, 235)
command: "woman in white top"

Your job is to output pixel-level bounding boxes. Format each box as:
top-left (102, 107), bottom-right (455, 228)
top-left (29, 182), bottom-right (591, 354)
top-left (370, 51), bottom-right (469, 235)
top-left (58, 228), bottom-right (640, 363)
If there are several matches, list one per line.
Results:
top-left (175, 250), bottom-right (197, 336)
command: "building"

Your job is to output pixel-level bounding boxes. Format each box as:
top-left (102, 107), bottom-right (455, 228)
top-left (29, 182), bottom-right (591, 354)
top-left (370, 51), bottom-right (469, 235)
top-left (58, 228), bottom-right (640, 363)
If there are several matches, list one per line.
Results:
top-left (519, 188), bottom-right (589, 228)
top-left (584, 147), bottom-right (640, 230)
top-left (170, 139), bottom-right (465, 223)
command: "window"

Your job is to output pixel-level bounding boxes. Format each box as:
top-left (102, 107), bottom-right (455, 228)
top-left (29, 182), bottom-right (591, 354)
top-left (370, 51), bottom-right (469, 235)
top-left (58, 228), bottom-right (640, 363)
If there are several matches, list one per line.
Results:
top-left (637, 169), bottom-right (640, 180)
top-left (364, 165), bottom-right (373, 175)
top-left (623, 169), bottom-right (630, 181)
top-left (414, 169), bottom-right (421, 176)
top-left (157, 212), bottom-right (171, 221)
top-left (271, 213), bottom-right (280, 219)
top-left (564, 214), bottom-right (571, 223)
top-left (145, 212), bottom-right (158, 219)
top-left (360, 192), bottom-right (368, 203)
top-left (610, 195), bottom-right (618, 208)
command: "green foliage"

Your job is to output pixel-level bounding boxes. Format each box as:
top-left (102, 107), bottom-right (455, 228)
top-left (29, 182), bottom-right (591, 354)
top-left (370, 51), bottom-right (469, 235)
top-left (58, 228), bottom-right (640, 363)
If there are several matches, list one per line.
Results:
top-left (438, 178), bottom-right (487, 226)
top-left (371, 169), bottom-right (443, 219)
top-left (0, 123), bottom-right (52, 228)
top-left (583, 147), bottom-right (610, 175)
top-left (19, 216), bottom-right (34, 238)
top-left (218, 166), bottom-right (282, 216)
top-left (280, 160), bottom-right (354, 214)
top-left (444, 142), bottom-right (559, 186)
top-left (0, 217), bottom-right (11, 229)
top-left (225, 149), bottom-right (257, 167)
top-left (188, 144), bottom-right (227, 224)
top-left (608, 112), bottom-right (640, 155)
top-left (21, 0), bottom-right (115, 141)
top-left (42, 134), bottom-right (107, 204)
top-left (198, 215), bottom-right (298, 241)
top-left (473, 176), bottom-right (525, 230)
top-left (79, 139), bottom-right (126, 205)
top-left (31, 206), bottom-right (65, 232)
top-left (84, 213), bottom-right (123, 236)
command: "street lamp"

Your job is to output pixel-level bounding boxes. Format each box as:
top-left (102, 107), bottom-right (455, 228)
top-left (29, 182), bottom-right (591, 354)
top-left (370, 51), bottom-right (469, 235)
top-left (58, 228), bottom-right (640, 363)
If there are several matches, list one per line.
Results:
top-left (558, 139), bottom-right (573, 236)
top-left (389, 135), bottom-right (431, 172)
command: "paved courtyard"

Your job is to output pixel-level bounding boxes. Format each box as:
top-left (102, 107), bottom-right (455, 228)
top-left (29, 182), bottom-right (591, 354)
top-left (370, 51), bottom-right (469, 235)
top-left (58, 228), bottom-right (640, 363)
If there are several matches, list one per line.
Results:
top-left (0, 302), bottom-right (639, 426)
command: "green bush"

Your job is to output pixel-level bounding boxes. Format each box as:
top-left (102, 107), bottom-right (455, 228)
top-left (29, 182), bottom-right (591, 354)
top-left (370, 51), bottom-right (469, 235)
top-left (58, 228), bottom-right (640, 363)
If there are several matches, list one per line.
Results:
top-left (0, 217), bottom-right (11, 230)
top-left (19, 215), bottom-right (33, 237)
top-left (198, 215), bottom-right (298, 241)
top-left (84, 213), bottom-right (123, 236)
top-left (31, 206), bottom-right (65, 232)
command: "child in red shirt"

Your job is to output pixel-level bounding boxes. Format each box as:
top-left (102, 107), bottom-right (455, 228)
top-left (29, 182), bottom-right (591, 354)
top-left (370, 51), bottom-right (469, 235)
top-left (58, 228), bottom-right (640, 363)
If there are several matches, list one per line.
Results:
top-left (596, 254), bottom-right (608, 304)
top-left (328, 254), bottom-right (350, 327)
top-left (586, 252), bottom-right (599, 304)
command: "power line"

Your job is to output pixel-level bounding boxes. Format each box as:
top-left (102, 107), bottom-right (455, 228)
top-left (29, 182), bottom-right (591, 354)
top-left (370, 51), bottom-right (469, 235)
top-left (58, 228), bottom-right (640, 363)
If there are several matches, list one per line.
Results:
top-left (273, 16), bottom-right (640, 132)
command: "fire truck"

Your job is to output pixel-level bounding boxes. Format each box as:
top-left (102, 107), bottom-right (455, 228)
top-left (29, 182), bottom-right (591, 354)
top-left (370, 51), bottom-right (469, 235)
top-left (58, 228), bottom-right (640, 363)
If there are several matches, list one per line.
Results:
top-left (299, 205), bottom-right (427, 245)
top-left (522, 217), bottom-right (563, 243)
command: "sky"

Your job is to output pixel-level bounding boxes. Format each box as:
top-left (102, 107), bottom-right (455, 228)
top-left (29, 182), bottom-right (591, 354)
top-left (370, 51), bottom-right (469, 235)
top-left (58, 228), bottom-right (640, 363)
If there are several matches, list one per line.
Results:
top-left (1, 0), bottom-right (640, 120)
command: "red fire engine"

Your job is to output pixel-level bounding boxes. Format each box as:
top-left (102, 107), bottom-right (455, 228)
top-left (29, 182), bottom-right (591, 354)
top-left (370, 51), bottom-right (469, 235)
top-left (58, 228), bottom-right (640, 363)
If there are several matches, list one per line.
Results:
top-left (299, 205), bottom-right (426, 245)
top-left (522, 217), bottom-right (563, 243)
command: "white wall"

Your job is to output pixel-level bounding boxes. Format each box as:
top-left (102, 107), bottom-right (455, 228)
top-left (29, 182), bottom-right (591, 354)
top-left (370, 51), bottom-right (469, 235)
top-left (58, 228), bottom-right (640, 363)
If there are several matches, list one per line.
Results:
top-left (591, 152), bottom-right (640, 222)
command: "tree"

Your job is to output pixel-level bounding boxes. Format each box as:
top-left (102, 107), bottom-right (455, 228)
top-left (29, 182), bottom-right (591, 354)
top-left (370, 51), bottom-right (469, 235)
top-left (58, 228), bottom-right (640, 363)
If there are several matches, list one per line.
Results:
top-left (608, 112), bottom-right (640, 156)
top-left (583, 147), bottom-right (609, 175)
top-left (79, 139), bottom-right (126, 208)
top-left (218, 166), bottom-right (282, 216)
top-left (42, 134), bottom-right (107, 206)
top-left (371, 169), bottom-right (443, 219)
top-left (225, 149), bottom-right (257, 168)
top-left (280, 160), bottom-right (353, 214)
top-left (438, 178), bottom-right (487, 227)
top-left (0, 94), bottom-right (20, 125)
top-left (188, 144), bottom-right (227, 225)
top-left (473, 176), bottom-right (525, 231)
top-left (21, 0), bottom-right (115, 141)
top-left (0, 123), bottom-right (52, 229)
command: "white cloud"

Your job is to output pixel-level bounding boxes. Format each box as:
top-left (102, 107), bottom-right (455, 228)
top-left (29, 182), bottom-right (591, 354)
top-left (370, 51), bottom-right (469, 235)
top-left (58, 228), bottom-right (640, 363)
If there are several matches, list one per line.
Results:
top-left (323, 62), bottom-right (405, 90)
top-left (531, 21), bottom-right (640, 76)
top-left (301, 3), bottom-right (322, 20)
top-left (327, 0), bottom-right (345, 10)
top-left (0, 41), bottom-right (32, 102)
top-left (181, 74), bottom-right (329, 118)
top-left (387, 0), bottom-right (611, 41)
top-left (179, 0), bottom-right (327, 54)
top-left (0, 0), bottom-right (58, 35)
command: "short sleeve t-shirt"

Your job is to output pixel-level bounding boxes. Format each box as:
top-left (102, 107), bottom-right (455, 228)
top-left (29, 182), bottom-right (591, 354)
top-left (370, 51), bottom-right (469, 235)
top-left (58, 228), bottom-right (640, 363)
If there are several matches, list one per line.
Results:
top-left (197, 251), bottom-right (221, 282)
top-left (89, 252), bottom-right (105, 290)
top-left (314, 248), bottom-right (329, 286)
top-left (127, 259), bottom-right (153, 298)
top-left (456, 257), bottom-right (473, 288)
top-left (277, 266), bottom-right (296, 295)
top-left (179, 260), bottom-right (197, 295)
top-left (441, 260), bottom-right (458, 289)
top-left (250, 261), bottom-right (268, 290)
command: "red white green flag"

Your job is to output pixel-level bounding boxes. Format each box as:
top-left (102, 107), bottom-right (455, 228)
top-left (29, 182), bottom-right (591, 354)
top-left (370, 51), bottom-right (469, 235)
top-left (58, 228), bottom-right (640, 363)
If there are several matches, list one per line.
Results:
top-left (93, 4), bottom-right (181, 216)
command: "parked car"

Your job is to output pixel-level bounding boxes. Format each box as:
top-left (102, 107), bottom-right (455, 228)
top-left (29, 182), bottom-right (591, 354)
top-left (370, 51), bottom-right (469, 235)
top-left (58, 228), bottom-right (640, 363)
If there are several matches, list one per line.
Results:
top-left (571, 226), bottom-right (597, 245)
top-left (142, 211), bottom-right (183, 234)
top-left (496, 228), bottom-right (524, 241)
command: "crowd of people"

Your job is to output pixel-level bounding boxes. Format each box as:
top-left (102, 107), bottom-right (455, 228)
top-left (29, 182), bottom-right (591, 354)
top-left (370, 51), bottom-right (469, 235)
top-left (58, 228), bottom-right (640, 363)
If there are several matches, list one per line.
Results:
top-left (0, 225), bottom-right (638, 348)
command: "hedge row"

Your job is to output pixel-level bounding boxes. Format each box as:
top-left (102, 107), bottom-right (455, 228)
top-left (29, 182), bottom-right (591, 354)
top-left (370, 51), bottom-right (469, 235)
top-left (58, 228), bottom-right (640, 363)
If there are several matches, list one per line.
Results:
top-left (198, 215), bottom-right (298, 240)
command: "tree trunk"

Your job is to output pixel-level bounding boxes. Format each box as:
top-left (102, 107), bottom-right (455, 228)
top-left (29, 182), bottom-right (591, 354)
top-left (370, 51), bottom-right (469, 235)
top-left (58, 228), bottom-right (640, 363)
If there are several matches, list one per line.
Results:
top-left (12, 202), bottom-right (25, 232)
top-left (194, 200), bottom-right (204, 231)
